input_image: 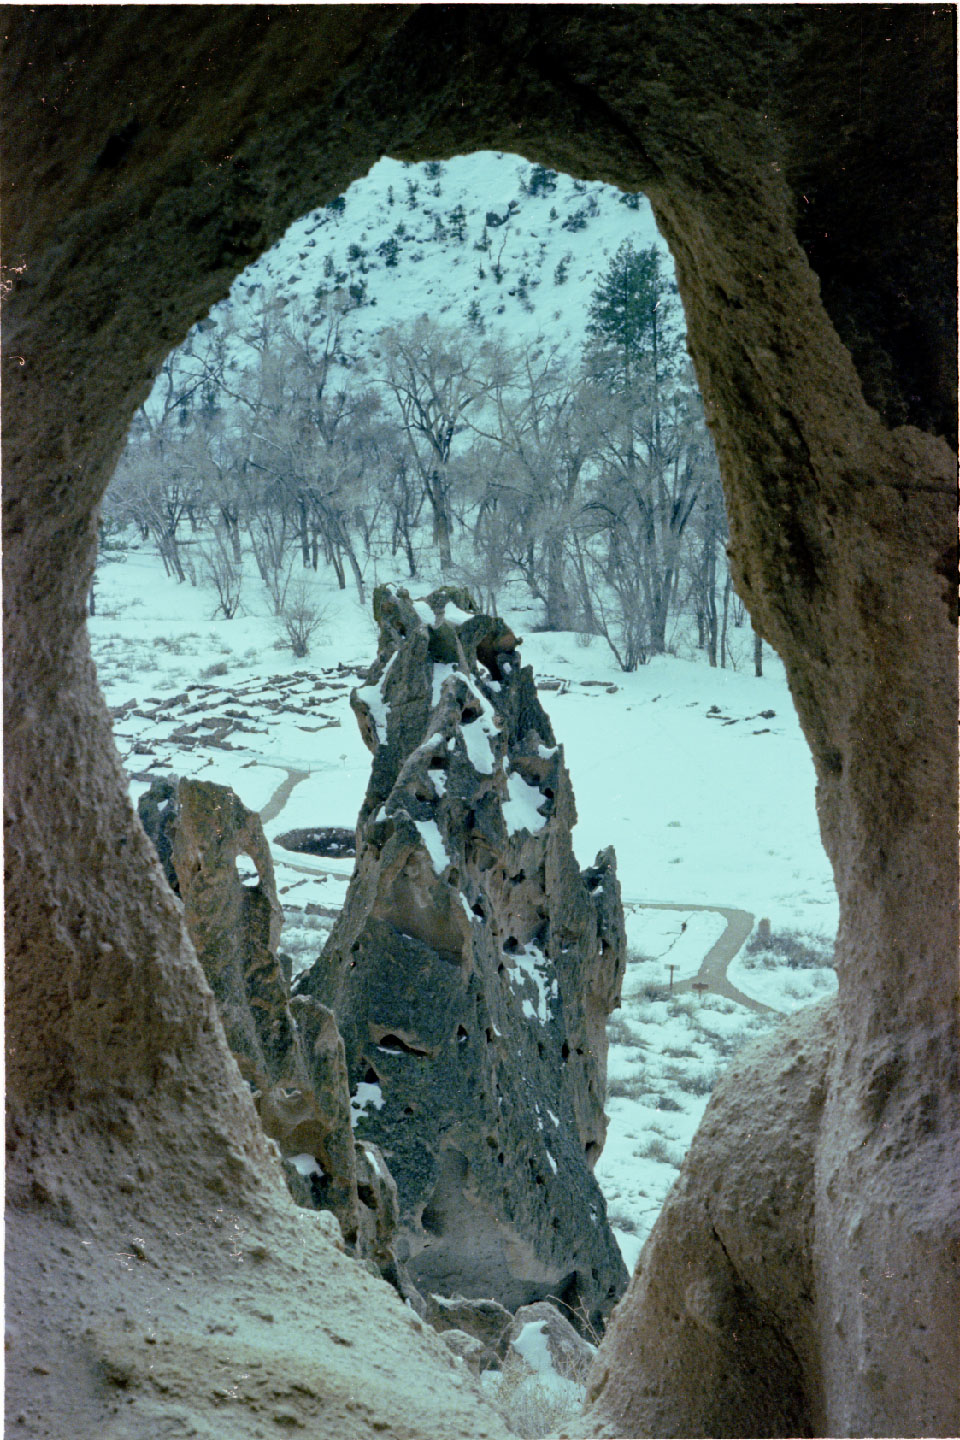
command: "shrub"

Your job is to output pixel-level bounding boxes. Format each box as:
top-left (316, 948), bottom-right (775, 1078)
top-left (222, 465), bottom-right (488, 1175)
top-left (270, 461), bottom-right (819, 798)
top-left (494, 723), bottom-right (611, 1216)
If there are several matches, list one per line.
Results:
top-left (664, 1061), bottom-right (718, 1097)
top-left (637, 1134), bottom-right (673, 1163)
top-left (745, 928), bottom-right (833, 970)
top-left (278, 580), bottom-right (325, 658)
top-left (200, 536), bottom-right (243, 619)
top-left (606, 1014), bottom-right (639, 1047)
top-left (607, 1073), bottom-right (645, 1101)
top-left (485, 1354), bottom-right (584, 1439)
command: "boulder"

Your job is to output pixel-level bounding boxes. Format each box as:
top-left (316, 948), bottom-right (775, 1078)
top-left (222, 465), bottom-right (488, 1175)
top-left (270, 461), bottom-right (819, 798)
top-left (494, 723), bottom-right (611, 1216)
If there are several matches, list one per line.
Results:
top-left (507, 1301), bottom-right (596, 1381)
top-left (423, 1293), bottom-right (514, 1356)
top-left (438, 1329), bottom-right (498, 1373)
top-left (577, 1001), bottom-right (834, 1437)
top-left (294, 587), bottom-right (628, 1328)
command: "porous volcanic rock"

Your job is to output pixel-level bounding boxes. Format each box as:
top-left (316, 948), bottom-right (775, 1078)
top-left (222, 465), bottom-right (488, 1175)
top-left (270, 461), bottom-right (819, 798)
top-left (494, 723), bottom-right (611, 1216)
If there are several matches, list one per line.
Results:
top-left (136, 773), bottom-right (180, 894)
top-left (572, 1001), bottom-right (836, 1438)
top-left (170, 778), bottom-right (383, 1260)
top-left (294, 586), bottom-right (628, 1329)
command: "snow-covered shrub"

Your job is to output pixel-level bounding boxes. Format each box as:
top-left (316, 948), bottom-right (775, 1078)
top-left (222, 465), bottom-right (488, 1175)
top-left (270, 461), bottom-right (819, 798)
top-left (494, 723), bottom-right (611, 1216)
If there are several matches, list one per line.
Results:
top-left (483, 1353), bottom-right (584, 1439)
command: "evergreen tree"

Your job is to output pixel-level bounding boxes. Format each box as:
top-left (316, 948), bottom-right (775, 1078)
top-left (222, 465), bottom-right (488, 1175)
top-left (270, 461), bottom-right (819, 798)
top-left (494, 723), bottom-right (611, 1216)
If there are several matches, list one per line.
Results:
top-left (526, 164), bottom-right (558, 197)
top-left (377, 237), bottom-right (400, 268)
top-left (582, 241), bottom-right (706, 661)
top-left (585, 241), bottom-right (681, 388)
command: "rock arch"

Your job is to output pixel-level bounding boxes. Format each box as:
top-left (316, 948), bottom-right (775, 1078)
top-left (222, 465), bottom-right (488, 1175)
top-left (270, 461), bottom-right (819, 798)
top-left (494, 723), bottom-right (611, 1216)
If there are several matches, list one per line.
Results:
top-left (3, 8), bottom-right (956, 1437)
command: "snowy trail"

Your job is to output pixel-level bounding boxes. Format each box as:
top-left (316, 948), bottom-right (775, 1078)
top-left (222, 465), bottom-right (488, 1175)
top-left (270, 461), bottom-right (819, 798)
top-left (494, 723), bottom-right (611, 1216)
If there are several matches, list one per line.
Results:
top-left (621, 900), bottom-right (776, 1015)
top-left (259, 766), bottom-right (311, 825)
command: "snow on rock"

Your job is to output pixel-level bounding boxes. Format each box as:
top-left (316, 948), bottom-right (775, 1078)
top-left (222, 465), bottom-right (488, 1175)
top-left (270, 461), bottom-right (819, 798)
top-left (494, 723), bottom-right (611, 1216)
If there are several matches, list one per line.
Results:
top-left (287, 1153), bottom-right (323, 1178)
top-left (349, 1081), bottom-right (385, 1126)
top-left (510, 943), bottom-right (554, 1022)
top-left (503, 769), bottom-right (547, 835)
top-left (414, 817), bottom-right (449, 874)
top-left (353, 652), bottom-right (397, 745)
top-left (512, 1319), bottom-right (552, 1373)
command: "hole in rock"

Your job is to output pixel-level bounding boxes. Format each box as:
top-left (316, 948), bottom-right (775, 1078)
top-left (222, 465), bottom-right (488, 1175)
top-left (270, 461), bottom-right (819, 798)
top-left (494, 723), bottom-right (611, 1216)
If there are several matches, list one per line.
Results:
top-left (275, 826), bottom-right (356, 858)
top-left (234, 856), bottom-right (260, 889)
top-left (375, 1032), bottom-right (430, 1057)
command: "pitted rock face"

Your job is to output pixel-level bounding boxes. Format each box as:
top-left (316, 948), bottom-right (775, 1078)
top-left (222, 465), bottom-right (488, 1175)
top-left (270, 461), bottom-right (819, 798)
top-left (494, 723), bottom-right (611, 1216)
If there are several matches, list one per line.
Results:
top-left (170, 779), bottom-right (365, 1251)
top-left (137, 774), bottom-right (181, 895)
top-left (295, 587), bottom-right (628, 1327)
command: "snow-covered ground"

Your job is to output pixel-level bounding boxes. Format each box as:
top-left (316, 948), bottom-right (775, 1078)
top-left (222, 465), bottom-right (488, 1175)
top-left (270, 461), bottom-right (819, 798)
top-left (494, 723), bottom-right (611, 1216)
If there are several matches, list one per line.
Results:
top-left (91, 543), bottom-right (838, 1266)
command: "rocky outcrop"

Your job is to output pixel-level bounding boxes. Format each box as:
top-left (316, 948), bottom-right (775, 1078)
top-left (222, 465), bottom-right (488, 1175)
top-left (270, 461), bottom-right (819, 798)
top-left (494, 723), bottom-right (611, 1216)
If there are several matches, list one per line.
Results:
top-left (5, 10), bottom-right (957, 1437)
top-left (424, 1292), bottom-right (514, 1355)
top-left (295, 586), bottom-right (628, 1328)
top-left (439, 1328), bottom-right (497, 1374)
top-left (571, 1001), bottom-right (834, 1437)
top-left (170, 780), bottom-right (358, 1239)
top-left (136, 773), bottom-right (180, 894)
top-left (508, 1301), bottom-right (596, 1380)
top-left (170, 778), bottom-right (400, 1270)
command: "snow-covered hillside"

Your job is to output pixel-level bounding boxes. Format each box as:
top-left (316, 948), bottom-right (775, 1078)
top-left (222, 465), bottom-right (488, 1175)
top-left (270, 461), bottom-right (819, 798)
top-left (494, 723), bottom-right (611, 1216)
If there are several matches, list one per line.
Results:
top-left (152, 152), bottom-right (669, 405)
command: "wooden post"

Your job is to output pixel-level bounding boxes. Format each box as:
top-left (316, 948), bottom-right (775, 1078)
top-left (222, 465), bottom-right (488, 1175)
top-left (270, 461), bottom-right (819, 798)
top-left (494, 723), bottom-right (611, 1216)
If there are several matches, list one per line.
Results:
top-left (668, 963), bottom-right (675, 992)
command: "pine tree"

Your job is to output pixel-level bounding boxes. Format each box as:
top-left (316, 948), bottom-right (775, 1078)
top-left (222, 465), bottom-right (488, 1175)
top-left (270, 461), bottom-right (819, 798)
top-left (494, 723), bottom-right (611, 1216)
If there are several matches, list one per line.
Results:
top-left (526, 164), bottom-right (558, 197)
top-left (582, 241), bottom-right (702, 660)
top-left (585, 241), bottom-right (680, 388)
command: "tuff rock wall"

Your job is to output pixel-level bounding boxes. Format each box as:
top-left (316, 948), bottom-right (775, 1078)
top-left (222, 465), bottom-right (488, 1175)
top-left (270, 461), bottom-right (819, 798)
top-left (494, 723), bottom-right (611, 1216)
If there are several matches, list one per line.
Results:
top-left (4, 7), bottom-right (957, 1438)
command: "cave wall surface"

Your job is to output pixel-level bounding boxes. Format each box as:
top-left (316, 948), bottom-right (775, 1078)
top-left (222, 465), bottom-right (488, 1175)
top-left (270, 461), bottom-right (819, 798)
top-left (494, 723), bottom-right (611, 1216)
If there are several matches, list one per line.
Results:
top-left (4, 7), bottom-right (957, 1438)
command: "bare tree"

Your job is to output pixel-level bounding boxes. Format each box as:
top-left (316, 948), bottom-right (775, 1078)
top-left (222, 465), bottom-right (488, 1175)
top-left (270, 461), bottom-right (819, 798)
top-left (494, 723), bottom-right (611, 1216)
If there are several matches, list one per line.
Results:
top-left (278, 578), bottom-right (325, 657)
top-left (379, 317), bottom-right (500, 570)
top-left (200, 531), bottom-right (243, 618)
